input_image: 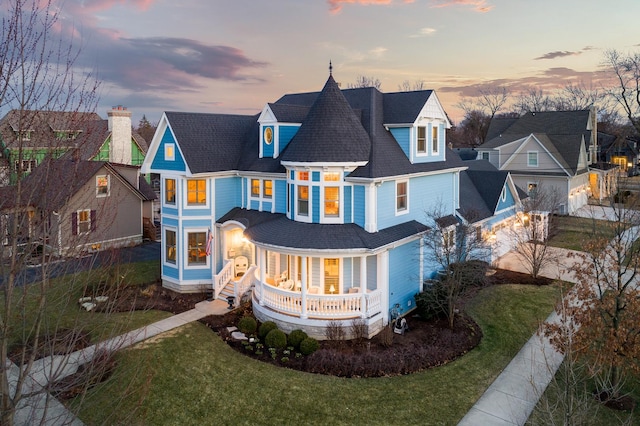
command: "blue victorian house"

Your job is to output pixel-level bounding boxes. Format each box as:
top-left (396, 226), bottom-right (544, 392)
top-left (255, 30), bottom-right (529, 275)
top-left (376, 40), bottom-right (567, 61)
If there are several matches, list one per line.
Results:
top-left (141, 70), bottom-right (523, 339)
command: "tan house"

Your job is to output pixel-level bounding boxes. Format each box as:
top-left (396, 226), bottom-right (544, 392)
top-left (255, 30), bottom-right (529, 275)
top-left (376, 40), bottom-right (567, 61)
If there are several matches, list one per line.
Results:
top-left (1, 158), bottom-right (154, 257)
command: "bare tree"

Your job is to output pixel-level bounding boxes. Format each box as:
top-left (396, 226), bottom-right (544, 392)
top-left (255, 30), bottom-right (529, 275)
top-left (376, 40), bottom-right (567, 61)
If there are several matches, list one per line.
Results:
top-left (0, 1), bottom-right (147, 424)
top-left (419, 207), bottom-right (491, 328)
top-left (397, 79), bottom-right (426, 92)
top-left (512, 88), bottom-right (555, 115)
top-left (347, 75), bottom-right (382, 90)
top-left (508, 186), bottom-right (559, 279)
top-left (543, 199), bottom-right (640, 409)
top-left (603, 49), bottom-right (640, 135)
top-left (456, 86), bottom-right (510, 144)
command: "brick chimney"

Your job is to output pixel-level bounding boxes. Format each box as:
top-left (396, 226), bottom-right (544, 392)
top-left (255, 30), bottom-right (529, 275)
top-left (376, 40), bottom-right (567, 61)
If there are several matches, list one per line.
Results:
top-left (107, 105), bottom-right (132, 165)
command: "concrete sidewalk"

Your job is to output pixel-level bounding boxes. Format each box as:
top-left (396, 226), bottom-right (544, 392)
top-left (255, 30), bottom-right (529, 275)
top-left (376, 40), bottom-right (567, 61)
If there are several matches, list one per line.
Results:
top-left (11, 298), bottom-right (230, 425)
top-left (458, 248), bottom-right (578, 425)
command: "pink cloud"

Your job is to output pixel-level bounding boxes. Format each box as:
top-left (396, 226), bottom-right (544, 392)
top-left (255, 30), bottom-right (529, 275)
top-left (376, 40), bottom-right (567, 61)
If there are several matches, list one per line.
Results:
top-left (328, 0), bottom-right (414, 14)
top-left (429, 0), bottom-right (494, 13)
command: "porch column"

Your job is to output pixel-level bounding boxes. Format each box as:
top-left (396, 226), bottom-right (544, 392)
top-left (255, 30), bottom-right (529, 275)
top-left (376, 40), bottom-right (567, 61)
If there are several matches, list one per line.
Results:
top-left (359, 255), bottom-right (367, 318)
top-left (259, 247), bottom-right (266, 306)
top-left (300, 255), bottom-right (308, 318)
top-left (379, 251), bottom-right (390, 325)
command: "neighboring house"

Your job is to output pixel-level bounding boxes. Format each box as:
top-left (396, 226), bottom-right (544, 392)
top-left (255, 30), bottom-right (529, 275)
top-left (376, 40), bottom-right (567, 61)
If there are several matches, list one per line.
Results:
top-left (476, 109), bottom-right (616, 214)
top-left (141, 71), bottom-right (523, 339)
top-left (458, 159), bottom-right (529, 262)
top-left (597, 131), bottom-right (640, 171)
top-left (0, 158), bottom-right (154, 257)
top-left (0, 107), bottom-right (148, 185)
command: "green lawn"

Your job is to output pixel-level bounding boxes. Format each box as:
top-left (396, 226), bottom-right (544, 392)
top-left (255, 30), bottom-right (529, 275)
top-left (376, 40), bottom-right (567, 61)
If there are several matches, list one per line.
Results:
top-left (3, 260), bottom-right (168, 348)
top-left (547, 215), bottom-right (618, 251)
top-left (75, 283), bottom-right (561, 425)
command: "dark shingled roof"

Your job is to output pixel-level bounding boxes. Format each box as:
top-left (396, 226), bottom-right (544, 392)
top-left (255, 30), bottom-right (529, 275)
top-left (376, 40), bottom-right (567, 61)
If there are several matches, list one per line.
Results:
top-left (481, 110), bottom-right (591, 176)
top-left (280, 75), bottom-right (371, 163)
top-left (217, 208), bottom-right (428, 250)
top-left (458, 160), bottom-right (510, 222)
top-left (165, 74), bottom-right (460, 179)
top-left (17, 159), bottom-right (148, 211)
top-left (21, 159), bottom-right (106, 211)
top-left (382, 90), bottom-right (433, 124)
top-left (267, 103), bottom-right (310, 123)
top-left (164, 112), bottom-right (258, 174)
top-left (0, 110), bottom-right (101, 150)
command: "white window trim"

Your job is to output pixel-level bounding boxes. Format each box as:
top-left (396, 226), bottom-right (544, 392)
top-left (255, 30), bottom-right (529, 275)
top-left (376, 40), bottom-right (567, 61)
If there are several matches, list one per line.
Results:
top-left (321, 257), bottom-right (342, 295)
top-left (431, 124), bottom-right (439, 155)
top-left (395, 179), bottom-right (409, 216)
top-left (320, 184), bottom-right (342, 224)
top-left (165, 143), bottom-right (175, 161)
top-left (441, 225), bottom-right (456, 254)
top-left (164, 226), bottom-right (178, 267)
top-left (77, 209), bottom-right (91, 235)
top-left (295, 183), bottom-right (311, 223)
top-left (416, 126), bottom-right (427, 156)
top-left (293, 170), bottom-right (312, 223)
top-left (183, 228), bottom-right (210, 270)
top-left (163, 177), bottom-right (178, 208)
top-left (527, 150), bottom-right (539, 167)
top-left (184, 178), bottom-right (210, 210)
top-left (96, 175), bottom-right (110, 197)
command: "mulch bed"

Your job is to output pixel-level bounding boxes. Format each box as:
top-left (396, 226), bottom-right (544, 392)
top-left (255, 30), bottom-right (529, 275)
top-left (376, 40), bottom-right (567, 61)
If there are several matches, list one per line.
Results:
top-left (201, 308), bottom-right (482, 378)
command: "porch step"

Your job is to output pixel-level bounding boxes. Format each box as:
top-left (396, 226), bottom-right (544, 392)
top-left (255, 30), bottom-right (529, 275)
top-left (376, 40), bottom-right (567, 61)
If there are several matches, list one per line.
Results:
top-left (217, 284), bottom-right (235, 302)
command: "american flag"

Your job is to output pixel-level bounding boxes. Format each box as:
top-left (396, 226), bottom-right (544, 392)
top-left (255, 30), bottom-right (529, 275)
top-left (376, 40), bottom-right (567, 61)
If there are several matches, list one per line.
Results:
top-left (205, 229), bottom-right (213, 256)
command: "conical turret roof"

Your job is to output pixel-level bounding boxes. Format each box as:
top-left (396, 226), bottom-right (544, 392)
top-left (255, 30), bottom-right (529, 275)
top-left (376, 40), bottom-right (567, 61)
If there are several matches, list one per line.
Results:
top-left (281, 75), bottom-right (371, 163)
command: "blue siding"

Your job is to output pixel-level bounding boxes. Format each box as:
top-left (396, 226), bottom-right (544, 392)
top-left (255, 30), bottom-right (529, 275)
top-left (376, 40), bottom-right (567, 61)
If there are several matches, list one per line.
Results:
top-left (344, 186), bottom-right (352, 223)
top-left (183, 268), bottom-right (212, 281)
top-left (390, 128), bottom-right (410, 158)
top-left (378, 173), bottom-right (455, 230)
top-left (183, 219), bottom-right (212, 227)
top-left (312, 171), bottom-right (320, 182)
top-left (163, 264), bottom-right (179, 279)
top-left (495, 183), bottom-right (515, 212)
top-left (215, 177), bottom-right (241, 220)
top-left (366, 256), bottom-right (377, 291)
top-left (311, 258), bottom-right (320, 288)
top-left (279, 125), bottom-right (299, 153)
top-left (354, 185), bottom-right (365, 227)
top-left (275, 180), bottom-right (286, 213)
top-left (163, 217), bottom-right (178, 227)
top-left (343, 258), bottom-right (353, 289)
top-left (250, 200), bottom-right (259, 210)
top-left (182, 208), bottom-right (211, 217)
top-left (263, 201), bottom-right (272, 211)
top-left (312, 186), bottom-right (320, 223)
top-left (263, 125), bottom-right (274, 158)
top-left (150, 128), bottom-right (186, 172)
top-left (162, 207), bottom-right (178, 217)
top-left (388, 240), bottom-right (421, 312)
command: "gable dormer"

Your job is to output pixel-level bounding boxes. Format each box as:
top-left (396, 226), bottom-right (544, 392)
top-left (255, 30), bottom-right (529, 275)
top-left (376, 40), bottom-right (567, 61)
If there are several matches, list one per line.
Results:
top-left (384, 91), bottom-right (451, 165)
top-left (257, 103), bottom-right (306, 159)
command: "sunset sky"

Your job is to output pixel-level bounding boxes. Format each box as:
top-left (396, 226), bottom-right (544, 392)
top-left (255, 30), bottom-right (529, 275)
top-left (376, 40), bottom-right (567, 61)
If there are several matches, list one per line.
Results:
top-left (29, 0), bottom-right (640, 124)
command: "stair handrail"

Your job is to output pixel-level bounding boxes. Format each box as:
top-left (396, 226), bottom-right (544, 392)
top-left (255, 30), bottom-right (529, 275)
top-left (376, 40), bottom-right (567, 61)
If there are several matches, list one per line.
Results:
top-left (233, 265), bottom-right (256, 307)
top-left (214, 259), bottom-right (234, 299)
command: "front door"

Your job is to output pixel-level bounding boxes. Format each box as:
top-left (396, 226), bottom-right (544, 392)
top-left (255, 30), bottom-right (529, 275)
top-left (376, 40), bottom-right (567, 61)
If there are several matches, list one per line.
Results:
top-left (324, 258), bottom-right (339, 294)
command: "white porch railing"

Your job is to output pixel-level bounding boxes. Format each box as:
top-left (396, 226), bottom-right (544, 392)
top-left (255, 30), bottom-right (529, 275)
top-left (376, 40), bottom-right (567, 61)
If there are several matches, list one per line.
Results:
top-left (213, 259), bottom-right (234, 299)
top-left (258, 285), bottom-right (382, 319)
top-left (233, 266), bottom-right (257, 307)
